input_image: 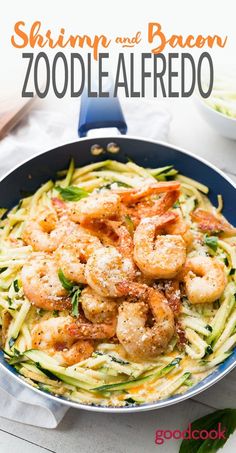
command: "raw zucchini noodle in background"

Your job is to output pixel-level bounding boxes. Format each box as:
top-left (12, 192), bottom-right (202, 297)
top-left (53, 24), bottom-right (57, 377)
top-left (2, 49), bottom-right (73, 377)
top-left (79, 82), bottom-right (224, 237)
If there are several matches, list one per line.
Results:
top-left (0, 158), bottom-right (235, 407)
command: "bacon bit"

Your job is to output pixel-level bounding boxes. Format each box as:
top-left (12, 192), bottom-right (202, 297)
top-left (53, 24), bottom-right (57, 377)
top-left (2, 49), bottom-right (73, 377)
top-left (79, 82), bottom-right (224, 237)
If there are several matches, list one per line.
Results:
top-left (1, 310), bottom-right (12, 346)
top-left (164, 280), bottom-right (181, 315)
top-left (51, 197), bottom-right (67, 214)
top-left (191, 209), bottom-right (236, 236)
top-left (109, 335), bottom-right (120, 344)
top-left (175, 321), bottom-right (187, 346)
top-left (55, 342), bottom-right (68, 352)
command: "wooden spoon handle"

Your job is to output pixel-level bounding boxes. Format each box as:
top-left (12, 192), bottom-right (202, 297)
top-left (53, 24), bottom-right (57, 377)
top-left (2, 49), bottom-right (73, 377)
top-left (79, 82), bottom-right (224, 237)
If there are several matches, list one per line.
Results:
top-left (0, 96), bottom-right (36, 140)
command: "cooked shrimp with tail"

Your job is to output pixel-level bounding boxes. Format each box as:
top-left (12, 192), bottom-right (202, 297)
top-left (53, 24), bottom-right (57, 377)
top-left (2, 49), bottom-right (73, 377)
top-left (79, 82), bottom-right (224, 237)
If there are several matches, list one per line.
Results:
top-left (184, 256), bottom-right (227, 304)
top-left (32, 317), bottom-right (94, 366)
top-left (85, 246), bottom-right (135, 297)
top-left (69, 192), bottom-right (121, 224)
top-left (80, 286), bottom-right (118, 323)
top-left (116, 284), bottom-right (175, 360)
top-left (22, 253), bottom-right (71, 311)
top-left (55, 226), bottom-right (102, 284)
top-left (22, 209), bottom-right (77, 252)
top-left (133, 212), bottom-right (186, 279)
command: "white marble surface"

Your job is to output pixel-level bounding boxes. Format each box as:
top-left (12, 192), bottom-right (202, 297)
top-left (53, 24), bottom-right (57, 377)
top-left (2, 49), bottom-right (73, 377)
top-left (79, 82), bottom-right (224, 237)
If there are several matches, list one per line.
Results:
top-left (0, 97), bottom-right (236, 452)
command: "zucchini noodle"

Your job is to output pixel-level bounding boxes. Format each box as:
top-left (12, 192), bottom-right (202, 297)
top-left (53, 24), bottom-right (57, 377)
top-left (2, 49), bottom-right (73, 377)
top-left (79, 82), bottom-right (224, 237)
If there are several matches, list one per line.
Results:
top-left (0, 158), bottom-right (235, 408)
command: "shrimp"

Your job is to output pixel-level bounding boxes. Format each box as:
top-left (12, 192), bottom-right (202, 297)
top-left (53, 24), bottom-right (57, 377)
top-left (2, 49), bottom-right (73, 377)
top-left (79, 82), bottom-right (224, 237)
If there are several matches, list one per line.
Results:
top-left (32, 317), bottom-right (94, 366)
top-left (184, 256), bottom-right (227, 304)
top-left (22, 253), bottom-right (71, 311)
top-left (85, 246), bottom-right (135, 297)
top-left (191, 209), bottom-right (236, 237)
top-left (122, 190), bottom-right (180, 227)
top-left (80, 287), bottom-right (118, 323)
top-left (79, 218), bottom-right (134, 253)
top-left (164, 210), bottom-right (193, 248)
top-left (22, 210), bottom-right (77, 252)
top-left (115, 181), bottom-right (180, 204)
top-left (116, 285), bottom-right (175, 360)
top-left (55, 227), bottom-right (102, 284)
top-left (133, 212), bottom-right (187, 279)
top-left (104, 220), bottom-right (134, 257)
top-left (69, 192), bottom-right (121, 224)
top-left (67, 316), bottom-right (117, 340)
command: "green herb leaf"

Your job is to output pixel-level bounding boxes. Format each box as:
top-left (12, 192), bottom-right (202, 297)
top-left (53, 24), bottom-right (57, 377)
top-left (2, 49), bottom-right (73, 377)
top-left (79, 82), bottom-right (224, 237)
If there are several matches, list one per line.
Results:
top-left (13, 279), bottom-right (20, 293)
top-left (179, 409), bottom-right (236, 453)
top-left (58, 269), bottom-right (82, 317)
top-left (53, 310), bottom-right (59, 317)
top-left (37, 308), bottom-right (45, 317)
top-left (56, 185), bottom-right (88, 201)
top-left (124, 215), bottom-right (134, 236)
top-left (229, 269), bottom-right (236, 276)
top-left (71, 288), bottom-right (82, 317)
top-left (204, 235), bottom-right (218, 252)
top-left (173, 201), bottom-right (180, 209)
top-left (58, 269), bottom-right (74, 291)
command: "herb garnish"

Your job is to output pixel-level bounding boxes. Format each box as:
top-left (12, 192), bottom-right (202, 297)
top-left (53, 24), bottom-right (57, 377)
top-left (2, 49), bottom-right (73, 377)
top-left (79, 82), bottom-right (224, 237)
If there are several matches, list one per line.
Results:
top-left (58, 269), bottom-right (82, 317)
top-left (56, 185), bottom-right (89, 201)
top-left (204, 235), bottom-right (218, 252)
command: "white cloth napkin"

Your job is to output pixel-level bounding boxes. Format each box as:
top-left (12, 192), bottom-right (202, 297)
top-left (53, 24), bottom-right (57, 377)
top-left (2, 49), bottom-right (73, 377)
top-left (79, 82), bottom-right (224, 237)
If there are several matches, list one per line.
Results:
top-left (0, 99), bottom-right (171, 178)
top-left (0, 99), bottom-right (171, 428)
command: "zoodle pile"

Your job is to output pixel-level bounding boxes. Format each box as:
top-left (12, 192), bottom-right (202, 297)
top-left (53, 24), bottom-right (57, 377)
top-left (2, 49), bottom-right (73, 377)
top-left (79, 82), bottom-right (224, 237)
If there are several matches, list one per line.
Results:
top-left (0, 159), bottom-right (236, 407)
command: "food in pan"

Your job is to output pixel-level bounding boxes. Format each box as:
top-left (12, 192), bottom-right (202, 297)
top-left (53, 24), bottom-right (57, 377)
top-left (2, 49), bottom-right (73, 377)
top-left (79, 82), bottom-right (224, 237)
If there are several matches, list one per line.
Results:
top-left (0, 159), bottom-right (236, 407)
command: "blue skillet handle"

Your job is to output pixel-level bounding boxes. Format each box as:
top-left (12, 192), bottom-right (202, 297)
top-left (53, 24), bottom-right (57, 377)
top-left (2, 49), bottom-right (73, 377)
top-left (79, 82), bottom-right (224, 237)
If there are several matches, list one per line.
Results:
top-left (78, 90), bottom-right (127, 137)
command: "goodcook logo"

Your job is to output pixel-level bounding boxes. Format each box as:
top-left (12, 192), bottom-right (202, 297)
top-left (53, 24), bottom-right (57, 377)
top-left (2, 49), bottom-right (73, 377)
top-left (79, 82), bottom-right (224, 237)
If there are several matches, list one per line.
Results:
top-left (155, 423), bottom-right (226, 445)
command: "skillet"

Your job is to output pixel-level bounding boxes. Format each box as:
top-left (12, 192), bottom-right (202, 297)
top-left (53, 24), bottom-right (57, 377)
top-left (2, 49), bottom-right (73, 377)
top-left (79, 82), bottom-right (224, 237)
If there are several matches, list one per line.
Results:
top-left (0, 93), bottom-right (235, 412)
